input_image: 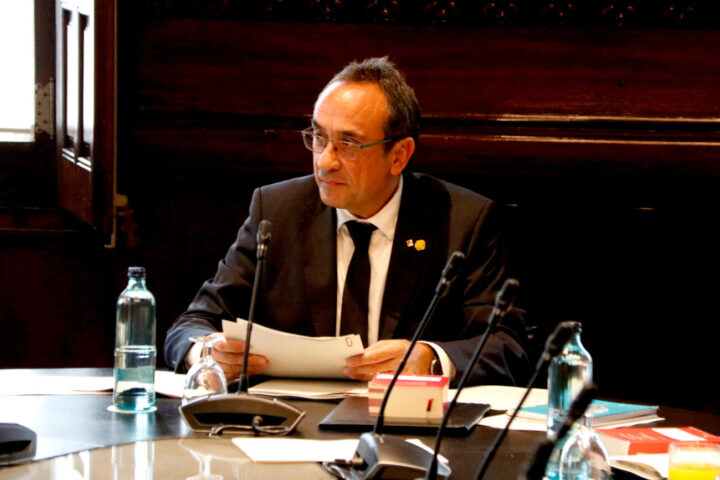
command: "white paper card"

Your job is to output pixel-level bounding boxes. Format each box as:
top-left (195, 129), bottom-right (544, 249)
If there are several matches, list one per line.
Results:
top-left (232, 438), bottom-right (359, 463)
top-left (222, 319), bottom-right (364, 378)
top-left (249, 378), bottom-right (368, 399)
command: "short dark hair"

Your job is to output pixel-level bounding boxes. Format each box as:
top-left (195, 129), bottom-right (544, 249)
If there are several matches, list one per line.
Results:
top-left (322, 57), bottom-right (421, 146)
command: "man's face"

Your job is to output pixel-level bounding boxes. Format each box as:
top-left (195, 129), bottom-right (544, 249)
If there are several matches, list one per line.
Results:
top-left (312, 81), bottom-right (406, 219)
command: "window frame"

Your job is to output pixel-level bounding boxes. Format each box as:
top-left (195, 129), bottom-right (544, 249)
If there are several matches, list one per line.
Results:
top-left (0, 0), bottom-right (56, 208)
top-left (1, 0), bottom-right (116, 245)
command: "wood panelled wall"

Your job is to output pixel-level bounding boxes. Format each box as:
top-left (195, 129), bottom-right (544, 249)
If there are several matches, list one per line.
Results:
top-left (2, 2), bottom-right (718, 413)
top-left (118, 16), bottom-right (719, 412)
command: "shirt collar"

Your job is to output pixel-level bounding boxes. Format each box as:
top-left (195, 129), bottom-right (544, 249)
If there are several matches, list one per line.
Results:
top-left (336, 175), bottom-right (403, 241)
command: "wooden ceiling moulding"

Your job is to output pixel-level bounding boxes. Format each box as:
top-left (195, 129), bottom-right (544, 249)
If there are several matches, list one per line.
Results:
top-left (138, 0), bottom-right (717, 28)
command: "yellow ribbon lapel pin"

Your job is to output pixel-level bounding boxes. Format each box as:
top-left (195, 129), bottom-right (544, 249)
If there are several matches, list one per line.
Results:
top-left (406, 239), bottom-right (426, 251)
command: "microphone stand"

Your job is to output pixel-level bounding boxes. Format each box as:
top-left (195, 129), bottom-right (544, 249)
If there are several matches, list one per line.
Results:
top-left (472, 321), bottom-right (575, 480)
top-left (179, 220), bottom-right (306, 436)
top-left (327, 251), bottom-right (465, 480)
top-left (522, 383), bottom-right (598, 480)
top-left (237, 219), bottom-right (271, 395)
top-left (425, 278), bottom-right (520, 480)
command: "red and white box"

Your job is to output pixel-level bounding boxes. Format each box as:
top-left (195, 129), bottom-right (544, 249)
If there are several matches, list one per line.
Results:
top-left (598, 426), bottom-right (720, 456)
top-left (368, 373), bottom-right (449, 424)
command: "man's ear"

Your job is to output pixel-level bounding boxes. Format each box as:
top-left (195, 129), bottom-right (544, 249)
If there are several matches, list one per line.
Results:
top-left (389, 137), bottom-right (415, 176)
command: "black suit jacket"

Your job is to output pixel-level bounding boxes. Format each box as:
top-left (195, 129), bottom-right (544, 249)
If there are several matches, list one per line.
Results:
top-left (165, 172), bottom-right (531, 386)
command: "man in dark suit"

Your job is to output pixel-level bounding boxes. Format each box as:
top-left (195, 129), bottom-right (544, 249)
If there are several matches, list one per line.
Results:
top-left (165, 57), bottom-right (531, 386)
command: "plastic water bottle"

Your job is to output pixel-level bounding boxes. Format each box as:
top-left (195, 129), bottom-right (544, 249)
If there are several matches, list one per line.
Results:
top-left (545, 321), bottom-right (593, 480)
top-left (113, 266), bottom-right (157, 411)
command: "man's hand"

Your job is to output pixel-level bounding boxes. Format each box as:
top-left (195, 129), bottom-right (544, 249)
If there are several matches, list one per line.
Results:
top-left (205, 332), bottom-right (270, 381)
top-left (343, 340), bottom-right (435, 381)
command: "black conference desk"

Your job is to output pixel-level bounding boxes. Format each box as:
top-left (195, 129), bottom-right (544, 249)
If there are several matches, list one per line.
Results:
top-left (1, 369), bottom-right (720, 479)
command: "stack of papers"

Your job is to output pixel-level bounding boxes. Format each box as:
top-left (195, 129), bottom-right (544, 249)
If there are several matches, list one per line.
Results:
top-left (249, 379), bottom-right (367, 400)
top-left (222, 319), bottom-right (363, 378)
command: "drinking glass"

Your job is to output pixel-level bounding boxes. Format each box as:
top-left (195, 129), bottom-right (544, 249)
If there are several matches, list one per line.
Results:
top-left (558, 412), bottom-right (612, 480)
top-left (179, 438), bottom-right (223, 480)
top-left (669, 442), bottom-right (720, 480)
top-left (182, 336), bottom-right (228, 405)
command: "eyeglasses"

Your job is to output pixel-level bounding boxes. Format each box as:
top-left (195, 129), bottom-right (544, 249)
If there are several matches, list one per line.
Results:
top-left (301, 128), bottom-right (395, 162)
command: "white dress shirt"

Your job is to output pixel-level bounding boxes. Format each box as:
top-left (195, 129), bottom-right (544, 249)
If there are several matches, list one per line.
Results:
top-left (335, 176), bottom-right (455, 378)
top-left (188, 176), bottom-right (455, 377)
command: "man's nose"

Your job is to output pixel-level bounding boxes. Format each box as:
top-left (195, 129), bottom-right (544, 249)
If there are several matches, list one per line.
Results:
top-left (315, 142), bottom-right (341, 170)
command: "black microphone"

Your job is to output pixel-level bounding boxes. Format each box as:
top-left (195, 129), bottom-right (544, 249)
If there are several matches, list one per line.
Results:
top-left (325, 251), bottom-right (465, 480)
top-left (522, 382), bottom-right (598, 480)
top-left (179, 220), bottom-right (306, 436)
top-left (373, 251), bottom-right (465, 436)
top-left (256, 219), bottom-right (271, 260)
top-left (473, 321), bottom-right (575, 480)
top-left (238, 219), bottom-right (272, 394)
top-left (425, 277), bottom-right (520, 480)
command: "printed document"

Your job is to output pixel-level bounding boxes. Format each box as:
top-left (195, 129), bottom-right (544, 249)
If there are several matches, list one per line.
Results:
top-left (222, 319), bottom-right (364, 378)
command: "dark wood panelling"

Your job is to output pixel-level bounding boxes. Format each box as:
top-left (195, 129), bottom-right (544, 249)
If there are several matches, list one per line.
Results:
top-left (112, 18), bottom-right (720, 413)
top-left (131, 21), bottom-right (720, 120)
top-left (0, 219), bottom-right (116, 369)
top-left (139, 0), bottom-right (720, 29)
top-left (3, 9), bottom-right (719, 415)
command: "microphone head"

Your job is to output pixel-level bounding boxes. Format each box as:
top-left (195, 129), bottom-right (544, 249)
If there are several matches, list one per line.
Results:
top-left (495, 278), bottom-right (520, 311)
top-left (442, 251), bottom-right (465, 282)
top-left (564, 382), bottom-right (597, 428)
top-left (435, 251), bottom-right (466, 296)
top-left (544, 321), bottom-right (576, 357)
top-left (257, 220), bottom-right (272, 246)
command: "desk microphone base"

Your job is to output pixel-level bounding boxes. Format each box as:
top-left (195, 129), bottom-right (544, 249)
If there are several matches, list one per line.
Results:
top-left (325, 432), bottom-right (451, 480)
top-left (179, 393), bottom-right (305, 436)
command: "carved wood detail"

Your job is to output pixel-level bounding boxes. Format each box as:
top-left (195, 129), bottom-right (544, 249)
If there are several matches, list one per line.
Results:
top-left (138, 0), bottom-right (718, 28)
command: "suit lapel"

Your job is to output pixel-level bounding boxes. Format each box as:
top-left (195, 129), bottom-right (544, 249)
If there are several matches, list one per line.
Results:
top-left (379, 173), bottom-right (440, 339)
top-left (302, 197), bottom-right (338, 337)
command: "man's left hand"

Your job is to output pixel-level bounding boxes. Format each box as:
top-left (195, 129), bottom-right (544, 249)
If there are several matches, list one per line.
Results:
top-left (343, 340), bottom-right (435, 381)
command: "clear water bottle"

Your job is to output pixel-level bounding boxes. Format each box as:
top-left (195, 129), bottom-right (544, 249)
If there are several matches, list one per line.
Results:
top-left (546, 321), bottom-right (593, 480)
top-left (113, 266), bottom-right (157, 411)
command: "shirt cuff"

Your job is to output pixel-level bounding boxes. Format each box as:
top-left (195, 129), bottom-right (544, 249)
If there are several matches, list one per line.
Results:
top-left (184, 340), bottom-right (204, 370)
top-left (419, 341), bottom-right (456, 380)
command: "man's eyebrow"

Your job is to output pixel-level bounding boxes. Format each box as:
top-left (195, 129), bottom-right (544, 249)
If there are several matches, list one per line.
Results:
top-left (310, 119), bottom-right (361, 139)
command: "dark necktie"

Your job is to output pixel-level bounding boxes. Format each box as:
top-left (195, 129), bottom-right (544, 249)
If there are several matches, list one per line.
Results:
top-left (340, 221), bottom-right (376, 347)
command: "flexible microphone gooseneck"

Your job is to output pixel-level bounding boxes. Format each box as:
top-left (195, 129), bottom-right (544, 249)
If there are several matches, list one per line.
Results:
top-left (473, 321), bottom-right (575, 480)
top-left (327, 251), bottom-right (465, 480)
top-left (522, 382), bottom-right (598, 480)
top-left (238, 219), bottom-right (272, 395)
top-left (373, 251), bottom-right (465, 436)
top-left (179, 220), bottom-right (306, 436)
top-left (425, 277), bottom-right (520, 480)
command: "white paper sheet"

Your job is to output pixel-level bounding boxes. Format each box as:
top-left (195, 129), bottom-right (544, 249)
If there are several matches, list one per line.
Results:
top-left (0, 370), bottom-right (186, 398)
top-left (222, 319), bottom-right (364, 378)
top-left (453, 385), bottom-right (548, 410)
top-left (231, 437), bottom-right (448, 464)
top-left (610, 454), bottom-right (668, 480)
top-left (0, 375), bottom-right (113, 395)
top-left (458, 386), bottom-right (663, 431)
top-left (232, 438), bottom-right (360, 463)
top-left (249, 379), bottom-right (368, 400)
